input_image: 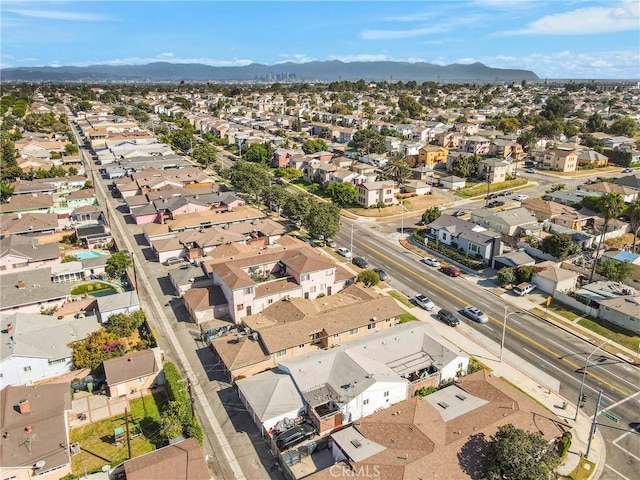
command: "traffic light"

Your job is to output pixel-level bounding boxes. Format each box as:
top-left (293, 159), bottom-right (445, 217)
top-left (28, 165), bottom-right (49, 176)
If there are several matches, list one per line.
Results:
top-left (580, 394), bottom-right (587, 403)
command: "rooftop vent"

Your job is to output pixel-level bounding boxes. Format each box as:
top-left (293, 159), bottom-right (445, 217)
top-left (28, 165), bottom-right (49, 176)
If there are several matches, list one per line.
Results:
top-left (350, 439), bottom-right (362, 448)
top-left (455, 394), bottom-right (467, 401)
top-left (437, 402), bottom-right (449, 409)
top-left (18, 400), bottom-right (31, 414)
top-left (16, 281), bottom-right (26, 290)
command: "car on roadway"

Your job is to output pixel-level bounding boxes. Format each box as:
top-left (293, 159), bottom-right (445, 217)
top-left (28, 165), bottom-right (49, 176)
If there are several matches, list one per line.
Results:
top-left (372, 268), bottom-right (388, 281)
top-left (462, 306), bottom-right (489, 323)
top-left (276, 423), bottom-right (316, 451)
top-left (352, 256), bottom-right (369, 268)
top-left (486, 193), bottom-right (499, 200)
top-left (439, 265), bottom-right (461, 277)
top-left (623, 168), bottom-right (633, 173)
top-left (525, 168), bottom-right (537, 174)
top-left (515, 194), bottom-right (529, 201)
top-left (501, 190), bottom-right (513, 196)
top-left (413, 294), bottom-right (435, 311)
top-left (336, 247), bottom-right (352, 258)
top-left (421, 257), bottom-right (441, 267)
top-left (487, 200), bottom-right (505, 208)
top-left (437, 309), bottom-right (460, 327)
top-left (452, 210), bottom-right (466, 217)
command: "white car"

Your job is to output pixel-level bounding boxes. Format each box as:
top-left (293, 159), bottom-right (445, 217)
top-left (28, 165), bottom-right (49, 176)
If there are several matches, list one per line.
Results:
top-left (420, 258), bottom-right (441, 268)
top-left (515, 194), bottom-right (529, 201)
top-left (336, 247), bottom-right (352, 258)
top-left (462, 306), bottom-right (489, 323)
top-left (525, 168), bottom-right (537, 174)
top-left (413, 294), bottom-right (435, 311)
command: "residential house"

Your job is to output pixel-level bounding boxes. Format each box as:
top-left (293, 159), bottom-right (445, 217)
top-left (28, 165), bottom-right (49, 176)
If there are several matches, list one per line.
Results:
top-left (168, 263), bottom-right (211, 296)
top-left (0, 312), bottom-right (100, 389)
top-left (424, 214), bottom-right (503, 265)
top-left (205, 243), bottom-right (354, 323)
top-left (458, 135), bottom-right (491, 154)
top-left (212, 286), bottom-right (403, 380)
top-left (542, 149), bottom-right (578, 172)
top-left (109, 438), bottom-right (210, 480)
top-left (0, 384), bottom-right (72, 480)
top-left (96, 291), bottom-right (141, 324)
top-left (183, 285), bottom-right (229, 324)
top-left (478, 158), bottom-right (511, 183)
top-left (75, 224), bottom-right (113, 249)
top-left (103, 348), bottom-right (163, 398)
top-left (417, 145), bottom-right (448, 168)
top-left (521, 198), bottom-right (582, 223)
top-left (492, 250), bottom-right (536, 270)
top-left (598, 295), bottom-right (640, 335)
top-left (470, 207), bottom-right (540, 244)
top-left (577, 150), bottom-right (609, 168)
top-left (490, 139), bottom-right (525, 160)
top-left (579, 182), bottom-right (638, 203)
top-left (439, 175), bottom-right (466, 191)
top-left (532, 261), bottom-right (580, 294)
top-left (0, 268), bottom-right (69, 314)
top-left (613, 172), bottom-right (640, 191)
top-left (402, 180), bottom-right (431, 195)
top-left (0, 194), bottom-right (54, 215)
top-left (0, 212), bottom-right (59, 238)
top-left (237, 322), bottom-right (468, 437)
top-left (0, 235), bottom-right (61, 275)
top-left (357, 181), bottom-right (399, 208)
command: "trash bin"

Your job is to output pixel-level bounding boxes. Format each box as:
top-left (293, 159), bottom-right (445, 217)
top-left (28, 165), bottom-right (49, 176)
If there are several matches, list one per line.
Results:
top-left (562, 402), bottom-right (567, 410)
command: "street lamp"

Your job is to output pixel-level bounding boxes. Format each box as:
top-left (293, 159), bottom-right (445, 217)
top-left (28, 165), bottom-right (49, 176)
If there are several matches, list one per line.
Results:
top-left (400, 202), bottom-right (408, 241)
top-left (128, 251), bottom-right (137, 290)
top-left (500, 306), bottom-right (523, 362)
top-left (573, 339), bottom-right (611, 421)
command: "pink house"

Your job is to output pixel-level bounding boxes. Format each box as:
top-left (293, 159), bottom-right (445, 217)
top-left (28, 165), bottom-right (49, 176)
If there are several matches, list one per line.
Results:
top-left (458, 135), bottom-right (491, 155)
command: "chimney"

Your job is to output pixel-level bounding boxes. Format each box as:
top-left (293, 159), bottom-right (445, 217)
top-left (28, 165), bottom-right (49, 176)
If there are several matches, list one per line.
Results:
top-left (25, 426), bottom-right (32, 433)
top-left (16, 281), bottom-right (26, 290)
top-left (18, 400), bottom-right (31, 414)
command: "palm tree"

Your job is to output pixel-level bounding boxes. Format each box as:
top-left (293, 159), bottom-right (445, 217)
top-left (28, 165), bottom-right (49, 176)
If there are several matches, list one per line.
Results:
top-left (589, 193), bottom-right (626, 282)
top-left (626, 200), bottom-right (640, 254)
top-left (382, 151), bottom-right (412, 189)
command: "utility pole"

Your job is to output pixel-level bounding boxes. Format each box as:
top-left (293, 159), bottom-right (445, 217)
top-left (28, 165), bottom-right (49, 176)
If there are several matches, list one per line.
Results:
top-left (585, 390), bottom-right (602, 459)
top-left (187, 378), bottom-right (195, 422)
top-left (125, 407), bottom-right (132, 459)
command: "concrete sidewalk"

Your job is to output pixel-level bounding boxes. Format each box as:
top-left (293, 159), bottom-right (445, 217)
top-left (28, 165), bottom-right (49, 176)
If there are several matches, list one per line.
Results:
top-left (386, 292), bottom-right (604, 479)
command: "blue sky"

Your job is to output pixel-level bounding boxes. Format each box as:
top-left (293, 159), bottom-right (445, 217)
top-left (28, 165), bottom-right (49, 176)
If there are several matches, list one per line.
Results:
top-left (1, 0), bottom-right (639, 79)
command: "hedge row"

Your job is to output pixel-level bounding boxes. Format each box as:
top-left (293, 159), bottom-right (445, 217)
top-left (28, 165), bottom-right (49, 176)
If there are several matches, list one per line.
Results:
top-left (412, 231), bottom-right (484, 270)
top-left (163, 362), bottom-right (204, 444)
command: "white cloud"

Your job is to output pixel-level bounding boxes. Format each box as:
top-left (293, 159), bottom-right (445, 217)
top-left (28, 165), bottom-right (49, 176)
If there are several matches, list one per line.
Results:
top-left (504, 0), bottom-right (640, 35)
top-left (327, 54), bottom-right (389, 63)
top-left (48, 55), bottom-right (255, 68)
top-left (276, 53), bottom-right (317, 64)
top-left (361, 25), bottom-right (451, 40)
top-left (158, 52), bottom-right (175, 59)
top-left (6, 8), bottom-right (114, 22)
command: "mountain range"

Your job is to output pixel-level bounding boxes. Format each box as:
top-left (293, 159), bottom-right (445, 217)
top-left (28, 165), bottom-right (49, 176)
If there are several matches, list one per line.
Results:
top-left (0, 61), bottom-right (539, 83)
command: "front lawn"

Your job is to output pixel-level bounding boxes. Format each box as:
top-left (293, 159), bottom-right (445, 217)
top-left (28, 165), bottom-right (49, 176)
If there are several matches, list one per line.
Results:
top-left (69, 392), bottom-right (168, 476)
top-left (455, 178), bottom-right (527, 198)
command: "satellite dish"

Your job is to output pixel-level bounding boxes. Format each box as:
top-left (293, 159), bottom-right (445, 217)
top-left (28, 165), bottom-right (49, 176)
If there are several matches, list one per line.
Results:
top-left (34, 460), bottom-right (46, 469)
top-left (101, 465), bottom-right (111, 473)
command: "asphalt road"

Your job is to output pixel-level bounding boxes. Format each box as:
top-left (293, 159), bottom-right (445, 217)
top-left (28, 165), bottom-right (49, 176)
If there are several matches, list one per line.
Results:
top-left (333, 198), bottom-right (639, 479)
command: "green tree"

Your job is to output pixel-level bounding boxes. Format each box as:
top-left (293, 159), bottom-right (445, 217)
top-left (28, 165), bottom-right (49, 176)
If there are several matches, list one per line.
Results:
top-left (498, 117), bottom-right (521, 134)
top-left (105, 252), bottom-right (132, 280)
top-left (302, 138), bottom-right (329, 154)
top-left (242, 143), bottom-right (269, 163)
top-left (229, 161), bottom-right (271, 203)
top-left (262, 185), bottom-right (292, 211)
top-left (326, 182), bottom-right (358, 207)
top-left (517, 130), bottom-right (538, 154)
top-left (0, 182), bottom-right (14, 203)
top-left (274, 167), bottom-right (302, 180)
top-left (352, 128), bottom-right (386, 154)
top-left (497, 267), bottom-right (516, 286)
top-left (451, 154), bottom-right (479, 179)
top-left (303, 202), bottom-right (340, 240)
top-left (64, 143), bottom-right (78, 155)
top-left (171, 129), bottom-right (194, 153)
top-left (112, 105), bottom-right (128, 117)
top-left (397, 94), bottom-right (423, 118)
top-left (515, 265), bottom-right (545, 283)
top-left (69, 329), bottom-right (125, 370)
top-left (590, 193), bottom-right (626, 282)
top-left (105, 310), bottom-right (146, 338)
top-left (626, 200), bottom-right (640, 253)
top-left (596, 258), bottom-right (634, 282)
top-left (160, 401), bottom-right (188, 439)
top-left (486, 424), bottom-right (561, 480)
top-left (540, 233), bottom-right (574, 259)
top-left (382, 152), bottom-right (412, 188)
top-left (607, 116), bottom-right (638, 137)
top-left (586, 113), bottom-right (605, 132)
top-left (283, 194), bottom-right (313, 221)
top-left (192, 142), bottom-right (218, 167)
top-left (421, 207), bottom-right (442, 225)
top-left (357, 270), bottom-right (380, 288)
top-left (74, 101), bottom-right (92, 112)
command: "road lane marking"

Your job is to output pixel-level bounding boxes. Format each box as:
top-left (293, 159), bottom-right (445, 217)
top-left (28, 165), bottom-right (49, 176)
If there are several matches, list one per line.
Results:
top-left (604, 464), bottom-right (633, 480)
top-left (612, 431), bottom-right (640, 465)
top-left (604, 390), bottom-right (640, 411)
top-left (362, 243), bottom-right (630, 396)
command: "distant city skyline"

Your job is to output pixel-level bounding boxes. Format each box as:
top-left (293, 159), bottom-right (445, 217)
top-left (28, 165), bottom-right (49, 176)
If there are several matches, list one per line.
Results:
top-left (1, 0), bottom-right (639, 79)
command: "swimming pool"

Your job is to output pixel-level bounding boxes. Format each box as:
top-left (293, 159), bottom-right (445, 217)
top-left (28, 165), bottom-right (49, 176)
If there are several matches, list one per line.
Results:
top-left (72, 250), bottom-right (107, 260)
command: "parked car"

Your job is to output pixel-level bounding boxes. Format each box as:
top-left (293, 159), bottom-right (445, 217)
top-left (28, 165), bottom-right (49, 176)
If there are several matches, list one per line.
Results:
top-left (372, 268), bottom-right (388, 281)
top-left (452, 210), bottom-right (466, 217)
top-left (437, 309), bottom-right (460, 327)
top-left (439, 265), bottom-right (461, 277)
top-left (336, 247), bottom-right (352, 258)
top-left (413, 294), bottom-right (435, 311)
top-left (164, 256), bottom-right (183, 266)
top-left (487, 200), bottom-right (505, 208)
top-left (438, 206), bottom-right (447, 212)
top-left (421, 258), bottom-right (441, 267)
top-left (462, 306), bottom-right (489, 323)
top-left (524, 161), bottom-right (535, 167)
top-left (515, 194), bottom-right (529, 201)
top-left (486, 193), bottom-right (499, 200)
top-left (276, 423), bottom-right (316, 451)
top-left (352, 256), bottom-right (369, 268)
top-left (525, 168), bottom-right (537, 174)
top-left (501, 190), bottom-right (513, 196)
top-left (513, 282), bottom-right (535, 296)
top-left (325, 238), bottom-right (337, 248)
top-left (623, 168), bottom-right (633, 173)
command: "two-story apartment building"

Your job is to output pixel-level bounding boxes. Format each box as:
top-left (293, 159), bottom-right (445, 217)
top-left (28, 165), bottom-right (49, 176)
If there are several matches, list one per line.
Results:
top-left (458, 135), bottom-right (491, 155)
top-left (470, 207), bottom-right (540, 244)
top-left (417, 145), bottom-right (448, 168)
top-left (542, 149), bottom-right (578, 172)
top-left (205, 244), bottom-right (354, 323)
top-left (357, 181), bottom-right (399, 208)
top-left (478, 158), bottom-right (511, 183)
